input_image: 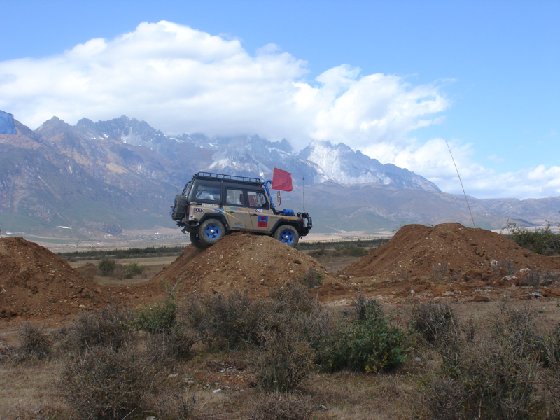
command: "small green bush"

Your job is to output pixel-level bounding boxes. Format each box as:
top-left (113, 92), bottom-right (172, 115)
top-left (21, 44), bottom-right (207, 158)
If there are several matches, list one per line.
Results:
top-left (256, 328), bottom-right (315, 392)
top-left (65, 306), bottom-right (131, 353)
top-left (299, 268), bottom-right (323, 288)
top-left (133, 297), bottom-right (177, 333)
top-left (317, 297), bottom-right (407, 373)
top-left (146, 326), bottom-right (197, 364)
top-left (15, 323), bottom-right (51, 361)
top-left (98, 258), bottom-right (116, 276)
top-left (508, 223), bottom-right (560, 255)
top-left (182, 291), bottom-right (264, 349)
top-left (410, 303), bottom-right (459, 344)
top-left (123, 263), bottom-right (144, 279)
top-left (60, 344), bottom-right (153, 419)
top-left (426, 305), bottom-right (544, 419)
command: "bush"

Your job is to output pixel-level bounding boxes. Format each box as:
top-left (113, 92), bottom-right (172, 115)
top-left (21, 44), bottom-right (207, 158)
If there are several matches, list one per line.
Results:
top-left (493, 305), bottom-right (543, 360)
top-left (316, 297), bottom-right (407, 373)
top-left (182, 291), bottom-right (264, 349)
top-left (98, 258), bottom-right (116, 276)
top-left (270, 281), bottom-right (319, 315)
top-left (60, 344), bottom-right (154, 419)
top-left (123, 263), bottom-right (144, 279)
top-left (146, 326), bottom-right (197, 364)
top-left (410, 303), bottom-right (459, 345)
top-left (508, 223), bottom-right (560, 255)
top-left (15, 323), bottom-right (51, 361)
top-left (426, 306), bottom-right (543, 419)
top-left (250, 392), bottom-right (314, 419)
top-left (255, 328), bottom-right (315, 392)
top-left (65, 306), bottom-right (131, 353)
top-left (299, 268), bottom-right (323, 288)
top-left (542, 324), bottom-right (560, 367)
top-left (133, 297), bottom-right (177, 333)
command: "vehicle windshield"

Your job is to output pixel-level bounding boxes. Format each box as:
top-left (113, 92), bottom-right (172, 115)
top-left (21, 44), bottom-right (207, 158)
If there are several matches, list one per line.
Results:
top-left (182, 181), bottom-right (192, 196)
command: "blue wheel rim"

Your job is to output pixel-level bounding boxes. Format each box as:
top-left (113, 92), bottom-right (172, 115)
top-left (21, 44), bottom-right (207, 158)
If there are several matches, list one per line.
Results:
top-left (279, 229), bottom-right (295, 245)
top-left (203, 223), bottom-right (222, 240)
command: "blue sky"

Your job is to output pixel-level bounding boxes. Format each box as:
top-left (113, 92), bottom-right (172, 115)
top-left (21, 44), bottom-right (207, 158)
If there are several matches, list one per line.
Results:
top-left (1, 0), bottom-right (559, 198)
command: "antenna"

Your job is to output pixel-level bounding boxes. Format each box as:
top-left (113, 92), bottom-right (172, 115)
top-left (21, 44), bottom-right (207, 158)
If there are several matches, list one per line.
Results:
top-left (446, 140), bottom-right (476, 228)
top-left (302, 176), bottom-right (305, 211)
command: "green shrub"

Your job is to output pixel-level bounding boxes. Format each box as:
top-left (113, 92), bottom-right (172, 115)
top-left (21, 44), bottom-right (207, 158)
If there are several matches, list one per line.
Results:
top-left (256, 328), bottom-right (315, 392)
top-left (98, 258), bottom-right (116, 276)
top-left (316, 298), bottom-right (407, 373)
top-left (426, 305), bottom-right (543, 419)
top-left (65, 306), bottom-right (131, 353)
top-left (133, 297), bottom-right (177, 333)
top-left (15, 323), bottom-right (51, 361)
top-left (410, 303), bottom-right (459, 344)
top-left (182, 291), bottom-right (264, 350)
top-left (299, 268), bottom-right (323, 288)
top-left (428, 338), bottom-right (537, 419)
top-left (270, 281), bottom-right (319, 315)
top-left (60, 344), bottom-right (154, 419)
top-left (146, 326), bottom-right (197, 364)
top-left (508, 223), bottom-right (560, 255)
top-left (123, 263), bottom-right (144, 279)
top-left (542, 324), bottom-right (560, 367)
top-left (493, 305), bottom-right (543, 360)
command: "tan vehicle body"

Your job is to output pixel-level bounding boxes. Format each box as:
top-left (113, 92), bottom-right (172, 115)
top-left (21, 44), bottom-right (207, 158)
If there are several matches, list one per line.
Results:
top-left (171, 172), bottom-right (312, 248)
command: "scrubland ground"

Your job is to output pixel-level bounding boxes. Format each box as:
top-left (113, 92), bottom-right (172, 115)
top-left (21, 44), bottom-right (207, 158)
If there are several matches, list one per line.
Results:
top-left (2, 225), bottom-right (560, 419)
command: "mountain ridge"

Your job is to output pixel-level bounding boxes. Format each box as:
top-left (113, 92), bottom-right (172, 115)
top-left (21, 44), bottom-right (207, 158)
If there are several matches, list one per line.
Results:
top-left (0, 111), bottom-right (558, 238)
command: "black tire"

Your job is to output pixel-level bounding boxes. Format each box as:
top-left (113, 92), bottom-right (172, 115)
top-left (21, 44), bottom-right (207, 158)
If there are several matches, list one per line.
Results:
top-left (198, 218), bottom-right (226, 247)
top-left (273, 225), bottom-right (299, 247)
top-left (189, 232), bottom-right (207, 249)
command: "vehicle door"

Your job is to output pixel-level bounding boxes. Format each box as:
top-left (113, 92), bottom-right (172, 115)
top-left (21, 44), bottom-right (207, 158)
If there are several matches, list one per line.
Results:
top-left (222, 187), bottom-right (252, 230)
top-left (248, 188), bottom-right (280, 233)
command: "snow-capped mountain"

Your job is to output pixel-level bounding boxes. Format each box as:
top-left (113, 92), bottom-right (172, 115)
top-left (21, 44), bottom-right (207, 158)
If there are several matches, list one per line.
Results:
top-left (299, 141), bottom-right (440, 191)
top-left (2, 111), bottom-right (558, 236)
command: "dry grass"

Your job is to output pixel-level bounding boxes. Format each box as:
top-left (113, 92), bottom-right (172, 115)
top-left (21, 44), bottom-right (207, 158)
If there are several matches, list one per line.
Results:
top-left (2, 276), bottom-right (560, 419)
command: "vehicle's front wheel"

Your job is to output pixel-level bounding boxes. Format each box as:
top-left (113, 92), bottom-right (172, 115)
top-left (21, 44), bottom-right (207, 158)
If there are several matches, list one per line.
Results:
top-left (198, 219), bottom-right (226, 247)
top-left (274, 225), bottom-right (299, 247)
top-left (189, 231), bottom-right (207, 249)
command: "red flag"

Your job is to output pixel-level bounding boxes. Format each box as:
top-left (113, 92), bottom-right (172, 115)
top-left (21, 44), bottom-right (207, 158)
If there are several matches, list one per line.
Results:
top-left (271, 167), bottom-right (293, 191)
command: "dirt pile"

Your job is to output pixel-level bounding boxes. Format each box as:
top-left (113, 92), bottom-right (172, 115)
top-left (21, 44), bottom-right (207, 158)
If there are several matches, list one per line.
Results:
top-left (0, 237), bottom-right (106, 318)
top-left (155, 233), bottom-right (333, 297)
top-left (344, 223), bottom-right (560, 282)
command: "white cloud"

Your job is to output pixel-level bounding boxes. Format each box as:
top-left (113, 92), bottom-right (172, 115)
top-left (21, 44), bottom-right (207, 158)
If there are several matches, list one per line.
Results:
top-left (0, 20), bottom-right (556, 199)
top-left (0, 21), bottom-right (445, 147)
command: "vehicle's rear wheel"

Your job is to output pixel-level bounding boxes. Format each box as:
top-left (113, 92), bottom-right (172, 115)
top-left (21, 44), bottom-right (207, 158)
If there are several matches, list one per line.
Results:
top-left (189, 231), bottom-right (207, 249)
top-left (198, 219), bottom-right (226, 247)
top-left (274, 225), bottom-right (299, 247)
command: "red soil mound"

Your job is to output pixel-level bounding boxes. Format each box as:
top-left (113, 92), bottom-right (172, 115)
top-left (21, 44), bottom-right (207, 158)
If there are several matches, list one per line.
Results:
top-left (154, 233), bottom-right (332, 297)
top-left (0, 237), bottom-right (106, 318)
top-left (343, 223), bottom-right (560, 282)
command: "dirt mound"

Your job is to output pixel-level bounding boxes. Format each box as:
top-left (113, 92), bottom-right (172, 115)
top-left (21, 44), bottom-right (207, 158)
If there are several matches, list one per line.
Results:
top-left (344, 223), bottom-right (560, 282)
top-left (154, 233), bottom-right (333, 297)
top-left (0, 237), bottom-right (106, 318)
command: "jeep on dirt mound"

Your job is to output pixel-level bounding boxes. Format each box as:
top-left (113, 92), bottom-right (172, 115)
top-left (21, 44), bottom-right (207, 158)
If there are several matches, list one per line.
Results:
top-left (171, 172), bottom-right (312, 248)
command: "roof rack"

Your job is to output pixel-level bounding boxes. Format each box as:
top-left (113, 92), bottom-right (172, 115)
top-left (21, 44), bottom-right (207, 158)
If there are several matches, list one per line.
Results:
top-left (194, 171), bottom-right (262, 184)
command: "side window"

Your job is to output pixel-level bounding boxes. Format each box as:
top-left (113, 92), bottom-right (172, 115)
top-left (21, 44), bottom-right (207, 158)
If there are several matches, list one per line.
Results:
top-left (247, 190), bottom-right (269, 209)
top-left (193, 183), bottom-right (221, 203)
top-left (225, 188), bottom-right (245, 206)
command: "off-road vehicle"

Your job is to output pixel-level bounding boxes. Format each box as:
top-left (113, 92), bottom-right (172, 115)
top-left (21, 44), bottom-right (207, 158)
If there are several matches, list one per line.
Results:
top-left (171, 172), bottom-right (312, 248)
